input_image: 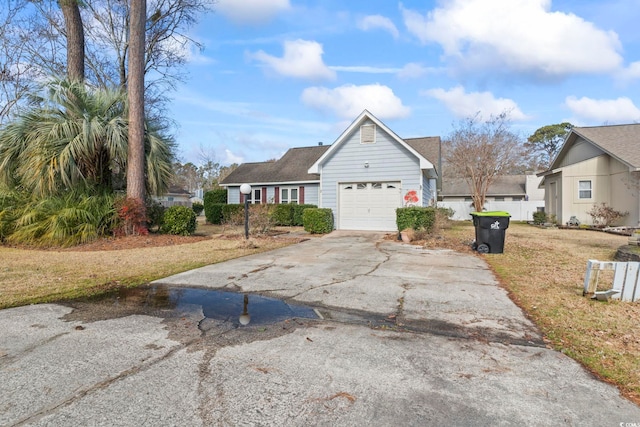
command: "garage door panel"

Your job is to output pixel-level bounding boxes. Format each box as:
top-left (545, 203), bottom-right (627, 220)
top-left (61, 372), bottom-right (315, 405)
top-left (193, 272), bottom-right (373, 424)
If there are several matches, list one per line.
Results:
top-left (339, 182), bottom-right (401, 231)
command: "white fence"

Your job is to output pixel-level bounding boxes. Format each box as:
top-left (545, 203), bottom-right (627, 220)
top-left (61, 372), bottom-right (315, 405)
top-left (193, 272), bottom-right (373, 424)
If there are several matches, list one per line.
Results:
top-left (583, 260), bottom-right (640, 302)
top-left (438, 200), bottom-right (545, 222)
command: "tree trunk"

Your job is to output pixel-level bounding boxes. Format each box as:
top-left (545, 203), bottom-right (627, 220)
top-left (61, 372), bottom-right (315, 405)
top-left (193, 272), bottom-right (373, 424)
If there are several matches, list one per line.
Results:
top-left (126, 0), bottom-right (146, 207)
top-left (58, 0), bottom-right (85, 82)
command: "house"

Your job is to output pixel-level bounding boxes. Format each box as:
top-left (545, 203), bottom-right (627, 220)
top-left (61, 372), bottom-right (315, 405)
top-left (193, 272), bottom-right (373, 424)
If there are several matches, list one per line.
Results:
top-left (538, 123), bottom-right (640, 227)
top-left (439, 175), bottom-right (545, 221)
top-left (220, 110), bottom-right (441, 231)
top-left (153, 186), bottom-right (192, 208)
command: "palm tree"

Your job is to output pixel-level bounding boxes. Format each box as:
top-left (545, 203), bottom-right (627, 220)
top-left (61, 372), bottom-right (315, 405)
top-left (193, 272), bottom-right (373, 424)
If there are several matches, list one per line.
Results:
top-left (0, 79), bottom-right (174, 197)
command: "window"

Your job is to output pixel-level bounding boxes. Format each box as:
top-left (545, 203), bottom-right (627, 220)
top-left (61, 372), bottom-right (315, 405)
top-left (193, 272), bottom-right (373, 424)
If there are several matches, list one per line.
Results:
top-left (494, 197), bottom-right (505, 201)
top-left (252, 188), bottom-right (262, 204)
top-left (360, 124), bottom-right (375, 144)
top-left (578, 180), bottom-right (592, 199)
top-left (372, 183), bottom-right (382, 189)
top-left (357, 183), bottom-right (367, 190)
top-left (280, 187), bottom-right (299, 204)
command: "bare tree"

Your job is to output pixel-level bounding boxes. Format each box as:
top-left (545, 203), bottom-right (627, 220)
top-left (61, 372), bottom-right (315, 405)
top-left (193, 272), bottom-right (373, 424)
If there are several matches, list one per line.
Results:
top-left (0, 0), bottom-right (213, 121)
top-left (443, 112), bottom-right (524, 212)
top-left (126, 0), bottom-right (147, 209)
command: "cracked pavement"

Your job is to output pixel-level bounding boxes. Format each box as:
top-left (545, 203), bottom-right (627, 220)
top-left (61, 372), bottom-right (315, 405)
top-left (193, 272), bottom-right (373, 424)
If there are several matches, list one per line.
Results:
top-left (1, 230), bottom-right (640, 426)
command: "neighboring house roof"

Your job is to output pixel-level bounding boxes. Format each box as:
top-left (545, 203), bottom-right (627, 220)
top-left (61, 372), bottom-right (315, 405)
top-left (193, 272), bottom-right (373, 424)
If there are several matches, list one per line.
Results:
top-left (165, 186), bottom-right (192, 196)
top-left (309, 110), bottom-right (439, 174)
top-left (220, 145), bottom-right (330, 185)
top-left (546, 123), bottom-right (640, 173)
top-left (441, 176), bottom-right (526, 197)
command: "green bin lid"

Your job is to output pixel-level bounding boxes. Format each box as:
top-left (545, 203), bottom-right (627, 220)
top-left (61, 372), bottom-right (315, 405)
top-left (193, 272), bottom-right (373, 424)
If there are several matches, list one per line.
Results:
top-left (470, 211), bottom-right (511, 217)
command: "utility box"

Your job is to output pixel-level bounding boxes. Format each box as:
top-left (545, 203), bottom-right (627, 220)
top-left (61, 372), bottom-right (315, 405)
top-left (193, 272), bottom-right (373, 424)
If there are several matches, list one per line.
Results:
top-left (470, 211), bottom-right (511, 254)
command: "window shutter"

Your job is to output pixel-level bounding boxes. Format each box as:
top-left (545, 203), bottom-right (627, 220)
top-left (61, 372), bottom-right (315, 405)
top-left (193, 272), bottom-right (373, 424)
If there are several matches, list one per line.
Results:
top-left (239, 191), bottom-right (244, 203)
top-left (299, 186), bottom-right (305, 204)
top-left (262, 187), bottom-right (267, 203)
top-left (274, 186), bottom-right (280, 204)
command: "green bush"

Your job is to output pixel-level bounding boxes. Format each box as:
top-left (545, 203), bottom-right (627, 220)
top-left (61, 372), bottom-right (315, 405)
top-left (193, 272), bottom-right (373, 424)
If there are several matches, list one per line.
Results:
top-left (192, 202), bottom-right (204, 216)
top-left (145, 199), bottom-right (166, 232)
top-left (161, 205), bottom-right (197, 236)
top-left (271, 204), bottom-right (294, 226)
top-left (294, 204), bottom-right (316, 226)
top-left (0, 190), bottom-right (116, 247)
top-left (204, 189), bottom-right (227, 223)
top-left (303, 208), bottom-right (333, 234)
top-left (532, 211), bottom-right (547, 225)
top-left (221, 204), bottom-right (244, 223)
top-left (396, 207), bottom-right (436, 232)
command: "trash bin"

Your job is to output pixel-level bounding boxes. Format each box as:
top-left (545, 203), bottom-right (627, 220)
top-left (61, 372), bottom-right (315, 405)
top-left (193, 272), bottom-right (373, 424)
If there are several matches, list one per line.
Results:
top-left (470, 211), bottom-right (511, 254)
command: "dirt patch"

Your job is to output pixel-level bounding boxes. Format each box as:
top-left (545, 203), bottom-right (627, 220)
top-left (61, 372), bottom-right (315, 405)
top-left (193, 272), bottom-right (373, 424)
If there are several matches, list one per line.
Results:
top-left (61, 234), bottom-right (213, 251)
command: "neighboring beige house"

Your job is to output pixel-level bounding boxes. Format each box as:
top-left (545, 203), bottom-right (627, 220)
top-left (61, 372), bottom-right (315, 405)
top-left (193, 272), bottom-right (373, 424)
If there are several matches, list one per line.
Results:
top-left (153, 186), bottom-right (192, 208)
top-left (439, 175), bottom-right (545, 221)
top-left (538, 124), bottom-right (640, 227)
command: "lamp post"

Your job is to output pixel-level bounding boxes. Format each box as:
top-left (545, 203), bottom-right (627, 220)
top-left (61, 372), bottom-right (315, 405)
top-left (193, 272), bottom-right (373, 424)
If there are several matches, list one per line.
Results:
top-left (240, 184), bottom-right (252, 239)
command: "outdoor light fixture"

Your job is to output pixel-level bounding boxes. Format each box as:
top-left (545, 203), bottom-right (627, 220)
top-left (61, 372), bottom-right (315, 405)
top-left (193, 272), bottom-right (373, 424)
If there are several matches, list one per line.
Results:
top-left (240, 184), bottom-right (252, 239)
top-left (364, 161), bottom-right (369, 168)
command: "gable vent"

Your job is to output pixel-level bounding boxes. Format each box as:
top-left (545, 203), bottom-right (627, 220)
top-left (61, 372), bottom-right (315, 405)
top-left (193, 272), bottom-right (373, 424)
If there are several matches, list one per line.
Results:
top-left (360, 124), bottom-right (376, 144)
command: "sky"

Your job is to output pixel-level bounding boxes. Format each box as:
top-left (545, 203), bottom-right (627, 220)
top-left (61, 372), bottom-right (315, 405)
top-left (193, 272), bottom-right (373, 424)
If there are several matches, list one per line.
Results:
top-left (168, 0), bottom-right (640, 166)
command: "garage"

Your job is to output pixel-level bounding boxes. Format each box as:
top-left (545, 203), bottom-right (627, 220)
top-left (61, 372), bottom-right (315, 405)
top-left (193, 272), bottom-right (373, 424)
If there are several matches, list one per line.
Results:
top-left (338, 182), bottom-right (402, 231)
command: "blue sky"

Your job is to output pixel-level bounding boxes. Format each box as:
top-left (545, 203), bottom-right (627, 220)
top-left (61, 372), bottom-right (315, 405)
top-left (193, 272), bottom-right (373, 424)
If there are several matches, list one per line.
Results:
top-left (169, 0), bottom-right (640, 165)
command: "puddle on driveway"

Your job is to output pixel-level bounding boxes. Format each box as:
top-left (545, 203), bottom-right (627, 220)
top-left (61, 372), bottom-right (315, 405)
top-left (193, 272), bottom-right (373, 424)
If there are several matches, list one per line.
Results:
top-left (63, 285), bottom-right (319, 327)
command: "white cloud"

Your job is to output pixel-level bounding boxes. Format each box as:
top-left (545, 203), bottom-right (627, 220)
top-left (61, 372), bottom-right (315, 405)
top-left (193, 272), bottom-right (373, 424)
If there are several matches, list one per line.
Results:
top-left (616, 61), bottom-right (640, 83)
top-left (250, 39), bottom-right (336, 81)
top-left (301, 84), bottom-right (411, 120)
top-left (357, 15), bottom-right (400, 39)
top-left (401, 0), bottom-right (622, 77)
top-left (397, 63), bottom-right (435, 80)
top-left (216, 0), bottom-right (291, 25)
top-left (330, 65), bottom-right (401, 74)
top-left (224, 149), bottom-right (244, 165)
top-left (423, 86), bottom-right (529, 120)
top-left (565, 96), bottom-right (640, 123)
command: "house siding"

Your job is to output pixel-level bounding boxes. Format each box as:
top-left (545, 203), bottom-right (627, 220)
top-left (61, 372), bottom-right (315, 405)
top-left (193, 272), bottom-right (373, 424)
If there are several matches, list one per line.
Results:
top-left (559, 138), bottom-right (605, 168)
top-left (227, 184), bottom-right (319, 206)
top-left (550, 155), bottom-right (639, 226)
top-left (319, 119), bottom-right (423, 226)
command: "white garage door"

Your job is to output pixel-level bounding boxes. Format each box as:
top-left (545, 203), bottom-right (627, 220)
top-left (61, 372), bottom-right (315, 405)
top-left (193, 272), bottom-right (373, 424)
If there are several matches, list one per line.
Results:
top-left (338, 182), bottom-right (402, 231)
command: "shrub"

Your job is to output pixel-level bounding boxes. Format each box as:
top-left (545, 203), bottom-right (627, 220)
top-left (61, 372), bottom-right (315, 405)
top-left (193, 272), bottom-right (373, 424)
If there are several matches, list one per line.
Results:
top-left (2, 191), bottom-right (116, 247)
top-left (161, 205), bottom-right (197, 235)
top-left (396, 207), bottom-right (436, 232)
top-left (588, 202), bottom-right (628, 227)
top-left (271, 204), bottom-right (294, 226)
top-left (192, 202), bottom-right (204, 216)
top-left (303, 208), bottom-right (333, 234)
top-left (114, 197), bottom-right (148, 236)
top-left (532, 211), bottom-right (547, 225)
top-left (294, 204), bottom-right (316, 226)
top-left (221, 204), bottom-right (244, 224)
top-left (145, 199), bottom-right (166, 232)
top-left (204, 189), bottom-right (227, 223)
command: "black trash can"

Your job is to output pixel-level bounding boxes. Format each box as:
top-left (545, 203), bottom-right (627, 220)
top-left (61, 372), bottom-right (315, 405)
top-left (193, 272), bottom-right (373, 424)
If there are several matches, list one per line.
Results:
top-left (470, 211), bottom-right (511, 254)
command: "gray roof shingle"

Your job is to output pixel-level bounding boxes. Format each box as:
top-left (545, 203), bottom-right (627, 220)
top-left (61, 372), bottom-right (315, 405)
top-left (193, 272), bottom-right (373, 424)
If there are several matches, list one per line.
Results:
top-left (404, 137), bottom-right (441, 173)
top-left (562, 123), bottom-right (640, 169)
top-left (220, 145), bottom-right (330, 185)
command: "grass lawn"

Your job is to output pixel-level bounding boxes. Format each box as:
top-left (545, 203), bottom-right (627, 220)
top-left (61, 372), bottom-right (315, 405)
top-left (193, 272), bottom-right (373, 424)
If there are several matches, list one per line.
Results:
top-left (1, 220), bottom-right (638, 405)
top-left (0, 221), bottom-right (303, 309)
top-left (437, 221), bottom-right (640, 405)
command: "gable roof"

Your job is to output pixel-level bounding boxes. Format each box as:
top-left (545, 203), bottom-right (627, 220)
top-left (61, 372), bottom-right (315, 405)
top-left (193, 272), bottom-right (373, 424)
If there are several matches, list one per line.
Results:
top-left (441, 176), bottom-right (526, 197)
top-left (220, 145), bottom-right (330, 185)
top-left (308, 110), bottom-right (438, 174)
top-left (550, 123), bottom-right (640, 171)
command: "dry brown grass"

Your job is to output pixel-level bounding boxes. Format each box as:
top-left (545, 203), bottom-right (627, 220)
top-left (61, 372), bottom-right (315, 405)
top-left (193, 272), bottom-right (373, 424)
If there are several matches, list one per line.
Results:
top-left (0, 222), bottom-right (304, 309)
top-left (442, 222), bottom-right (640, 405)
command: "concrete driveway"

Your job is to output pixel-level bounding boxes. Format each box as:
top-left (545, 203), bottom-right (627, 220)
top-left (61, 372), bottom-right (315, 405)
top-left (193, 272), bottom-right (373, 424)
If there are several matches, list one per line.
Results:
top-left (1, 231), bottom-right (639, 426)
